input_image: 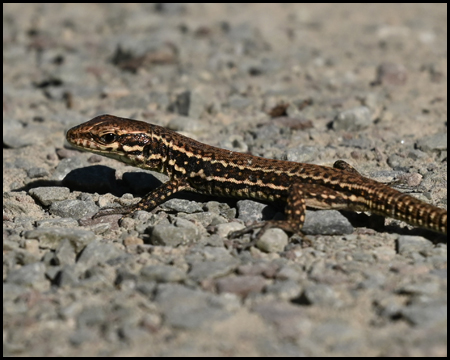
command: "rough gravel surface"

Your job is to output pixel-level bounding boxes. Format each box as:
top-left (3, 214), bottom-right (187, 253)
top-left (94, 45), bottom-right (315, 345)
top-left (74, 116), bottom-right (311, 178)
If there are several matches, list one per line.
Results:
top-left (3, 3), bottom-right (447, 357)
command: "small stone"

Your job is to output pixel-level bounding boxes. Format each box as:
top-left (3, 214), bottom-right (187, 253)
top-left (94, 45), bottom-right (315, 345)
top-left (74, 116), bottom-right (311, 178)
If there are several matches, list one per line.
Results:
top-left (265, 280), bottom-right (302, 300)
top-left (188, 258), bottom-right (239, 282)
top-left (375, 62), bottom-right (408, 86)
top-left (6, 262), bottom-right (48, 290)
top-left (161, 198), bottom-right (204, 213)
top-left (140, 265), bottom-right (186, 283)
top-left (76, 241), bottom-right (126, 269)
top-left (256, 228), bottom-right (288, 252)
top-left (397, 235), bottom-right (433, 255)
top-left (23, 239), bottom-right (40, 254)
top-left (150, 224), bottom-right (200, 246)
top-left (49, 199), bottom-right (99, 220)
top-left (215, 222), bottom-right (245, 238)
top-left (54, 238), bottom-right (77, 265)
top-left (236, 200), bottom-right (277, 223)
top-left (215, 275), bottom-right (266, 296)
top-left (154, 284), bottom-right (228, 330)
top-left (29, 187), bottom-right (70, 206)
top-left (333, 106), bottom-right (372, 131)
top-left (24, 227), bottom-right (96, 252)
top-left (400, 300), bottom-right (447, 327)
top-left (416, 133), bottom-right (447, 154)
top-left (302, 210), bottom-right (353, 235)
top-left (123, 236), bottom-right (144, 246)
top-left (300, 284), bottom-right (343, 307)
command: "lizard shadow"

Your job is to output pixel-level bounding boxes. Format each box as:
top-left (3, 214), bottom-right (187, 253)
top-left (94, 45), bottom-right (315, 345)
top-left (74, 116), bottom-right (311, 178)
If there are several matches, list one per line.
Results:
top-left (340, 211), bottom-right (447, 243)
top-left (16, 165), bottom-right (169, 196)
top-left (16, 165), bottom-right (242, 206)
top-left (14, 165), bottom-right (124, 195)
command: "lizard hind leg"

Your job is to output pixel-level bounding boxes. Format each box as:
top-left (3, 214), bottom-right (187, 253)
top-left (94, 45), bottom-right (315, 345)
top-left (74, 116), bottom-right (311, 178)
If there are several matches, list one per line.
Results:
top-left (228, 183), bottom-right (307, 249)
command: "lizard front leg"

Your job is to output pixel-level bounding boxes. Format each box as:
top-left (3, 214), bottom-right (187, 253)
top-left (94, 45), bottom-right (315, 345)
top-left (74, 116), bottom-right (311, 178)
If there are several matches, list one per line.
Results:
top-left (93, 178), bottom-right (190, 219)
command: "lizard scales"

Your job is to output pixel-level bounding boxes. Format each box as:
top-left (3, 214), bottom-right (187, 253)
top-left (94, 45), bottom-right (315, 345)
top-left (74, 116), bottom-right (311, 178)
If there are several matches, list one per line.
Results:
top-left (66, 115), bottom-right (447, 237)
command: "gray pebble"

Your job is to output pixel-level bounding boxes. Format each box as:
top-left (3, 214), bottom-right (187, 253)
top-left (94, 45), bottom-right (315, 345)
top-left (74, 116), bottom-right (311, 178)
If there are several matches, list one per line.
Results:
top-left (24, 227), bottom-right (96, 251)
top-left (154, 284), bottom-right (229, 329)
top-left (54, 238), bottom-right (77, 265)
top-left (341, 136), bottom-right (374, 150)
top-left (238, 262), bottom-right (280, 278)
top-left (407, 149), bottom-right (428, 160)
top-left (148, 91), bottom-right (170, 108)
top-left (52, 157), bottom-right (87, 181)
top-left (256, 228), bottom-right (288, 252)
top-left (375, 62), bottom-right (408, 86)
top-left (50, 199), bottom-right (99, 220)
top-left (56, 265), bottom-right (80, 288)
top-left (387, 154), bottom-right (409, 170)
top-left (416, 133), bottom-right (447, 154)
top-left (275, 265), bottom-right (304, 282)
top-left (202, 234), bottom-right (225, 247)
top-left (285, 146), bottom-right (320, 163)
top-left (76, 305), bottom-right (107, 328)
top-left (167, 115), bottom-right (204, 132)
top-left (398, 280), bottom-right (440, 296)
top-left (150, 223), bottom-right (200, 246)
top-left (140, 265), bottom-right (187, 283)
top-left (3, 119), bottom-right (46, 148)
top-left (3, 283), bottom-right (29, 302)
top-left (264, 280), bottom-right (302, 300)
top-left (302, 210), bottom-right (353, 235)
top-left (430, 268), bottom-right (447, 279)
top-left (136, 281), bottom-right (158, 297)
top-left (68, 328), bottom-right (97, 347)
top-left (250, 124), bottom-right (282, 144)
top-left (115, 94), bottom-right (150, 110)
top-left (236, 199), bottom-right (277, 223)
top-left (77, 241), bottom-right (126, 269)
top-left (168, 89), bottom-right (213, 119)
top-left (333, 106), bottom-right (372, 131)
top-left (358, 271), bottom-right (387, 289)
top-left (228, 94), bottom-right (252, 109)
top-left (203, 202), bottom-right (236, 220)
top-left (400, 299), bottom-right (447, 327)
top-left (35, 218), bottom-right (80, 228)
top-left (301, 284), bottom-right (343, 308)
top-left (180, 211), bottom-right (227, 228)
top-left (214, 222), bottom-right (245, 238)
top-left (161, 198), bottom-right (204, 213)
top-left (397, 235), bottom-right (433, 255)
top-left (219, 134), bottom-right (249, 153)
top-left (188, 258), bottom-right (240, 282)
top-left (215, 275), bottom-right (266, 296)
top-left (27, 167), bottom-right (50, 178)
top-left (29, 187), bottom-right (71, 206)
top-left (6, 262), bottom-right (48, 290)
top-left (309, 320), bottom-right (364, 354)
top-left (252, 301), bottom-right (308, 339)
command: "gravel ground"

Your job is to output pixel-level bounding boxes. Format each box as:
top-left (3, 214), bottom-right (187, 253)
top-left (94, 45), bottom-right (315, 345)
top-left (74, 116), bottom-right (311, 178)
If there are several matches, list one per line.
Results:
top-left (3, 3), bottom-right (447, 356)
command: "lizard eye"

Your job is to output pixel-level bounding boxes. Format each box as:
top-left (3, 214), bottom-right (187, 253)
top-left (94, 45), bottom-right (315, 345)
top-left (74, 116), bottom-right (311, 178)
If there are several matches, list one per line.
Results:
top-left (100, 133), bottom-right (117, 143)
